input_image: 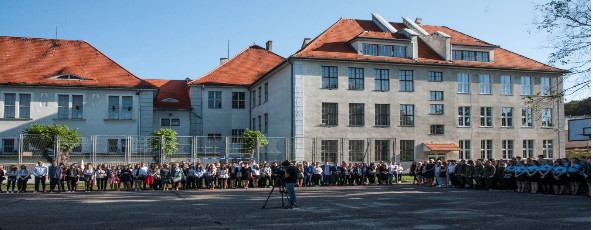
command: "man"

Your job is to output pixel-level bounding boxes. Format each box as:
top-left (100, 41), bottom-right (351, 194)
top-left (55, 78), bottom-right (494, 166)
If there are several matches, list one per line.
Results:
top-left (446, 160), bottom-right (457, 188)
top-left (139, 162), bottom-right (149, 190)
top-left (454, 160), bottom-right (466, 189)
top-left (303, 161), bottom-right (312, 187)
top-left (388, 162), bottom-right (396, 185)
top-left (33, 161), bottom-right (48, 192)
top-left (482, 160), bottom-right (496, 190)
top-left (48, 160), bottom-right (62, 193)
top-left (473, 159), bottom-right (484, 190)
top-left (464, 160), bottom-right (474, 189)
top-left (322, 161), bottom-right (331, 186)
top-left (283, 160), bottom-right (298, 209)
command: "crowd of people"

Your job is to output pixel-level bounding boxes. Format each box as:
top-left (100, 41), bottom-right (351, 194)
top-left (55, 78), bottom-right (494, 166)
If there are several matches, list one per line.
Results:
top-left (409, 155), bottom-right (591, 196)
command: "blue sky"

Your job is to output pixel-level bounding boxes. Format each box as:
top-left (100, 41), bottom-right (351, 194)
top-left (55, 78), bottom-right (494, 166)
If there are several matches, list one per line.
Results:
top-left (0, 0), bottom-right (588, 101)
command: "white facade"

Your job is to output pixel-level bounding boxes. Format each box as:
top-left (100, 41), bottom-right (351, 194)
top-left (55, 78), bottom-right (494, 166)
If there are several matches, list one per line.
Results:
top-left (189, 85), bottom-right (251, 137)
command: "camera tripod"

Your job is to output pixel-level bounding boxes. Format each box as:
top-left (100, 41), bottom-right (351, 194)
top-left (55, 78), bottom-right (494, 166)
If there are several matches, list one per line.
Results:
top-left (262, 182), bottom-right (292, 209)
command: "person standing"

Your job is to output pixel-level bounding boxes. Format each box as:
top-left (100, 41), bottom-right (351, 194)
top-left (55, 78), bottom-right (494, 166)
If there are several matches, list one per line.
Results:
top-left (33, 161), bottom-right (48, 193)
top-left (66, 164), bottom-right (80, 192)
top-left (283, 160), bottom-right (299, 209)
top-left (482, 160), bottom-right (496, 191)
top-left (473, 160), bottom-right (484, 190)
top-left (454, 160), bottom-right (466, 189)
top-left (139, 162), bottom-right (149, 190)
top-left (48, 161), bottom-right (62, 193)
top-left (0, 165), bottom-right (4, 192)
top-left (463, 160), bottom-right (474, 189)
top-left (6, 165), bottom-right (17, 193)
top-left (17, 165), bottom-right (30, 193)
top-left (82, 163), bottom-right (95, 192)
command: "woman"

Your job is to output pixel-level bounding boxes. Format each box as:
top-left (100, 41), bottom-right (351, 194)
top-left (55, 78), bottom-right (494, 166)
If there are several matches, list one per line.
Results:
top-left (171, 163), bottom-right (184, 191)
top-left (424, 160), bottom-right (436, 187)
top-left (552, 160), bottom-right (568, 195)
top-left (367, 163), bottom-right (377, 185)
top-left (132, 164), bottom-right (142, 191)
top-left (416, 162), bottom-right (424, 185)
top-left (115, 165), bottom-right (123, 191)
top-left (313, 162), bottom-right (323, 187)
top-left (567, 158), bottom-right (582, 195)
top-left (240, 163), bottom-right (252, 189)
top-left (0, 165), bottom-right (4, 192)
top-left (410, 162), bottom-right (417, 185)
top-left (539, 160), bottom-right (554, 194)
top-left (296, 164), bottom-right (304, 187)
top-left (96, 164), bottom-right (107, 191)
top-left (6, 165), bottom-right (17, 193)
top-left (229, 163), bottom-right (239, 189)
top-left (160, 164), bottom-right (171, 191)
top-left (218, 164), bottom-right (229, 190)
top-left (252, 165), bottom-right (262, 188)
top-left (66, 164), bottom-right (80, 192)
top-left (144, 164), bottom-right (155, 191)
top-left (120, 165), bottom-right (132, 191)
top-left (503, 161), bottom-right (516, 191)
top-left (17, 164), bottom-right (30, 193)
top-left (82, 163), bottom-right (95, 192)
top-left (261, 163), bottom-right (272, 188)
top-left (438, 162), bottom-right (447, 188)
top-left (527, 160), bottom-right (540, 194)
top-left (514, 161), bottom-right (527, 193)
top-left (108, 166), bottom-right (118, 191)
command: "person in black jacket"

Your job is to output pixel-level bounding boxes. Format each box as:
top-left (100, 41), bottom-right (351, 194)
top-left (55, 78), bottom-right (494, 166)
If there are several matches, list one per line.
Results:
top-left (48, 161), bottom-right (62, 193)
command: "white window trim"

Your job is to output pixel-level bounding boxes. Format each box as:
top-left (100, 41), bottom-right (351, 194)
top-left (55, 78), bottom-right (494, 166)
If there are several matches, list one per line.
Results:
top-left (55, 93), bottom-right (85, 120)
top-left (500, 75), bottom-right (513, 95)
top-left (160, 117), bottom-right (181, 127)
top-left (106, 94), bottom-right (135, 120)
top-left (1, 91), bottom-right (34, 119)
top-left (479, 74), bottom-right (492, 94)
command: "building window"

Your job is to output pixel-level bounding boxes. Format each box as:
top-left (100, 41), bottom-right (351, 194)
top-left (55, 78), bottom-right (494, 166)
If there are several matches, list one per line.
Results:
top-left (3, 93), bottom-right (31, 119)
top-left (375, 104), bottom-right (390, 126)
top-left (364, 44), bottom-right (406, 57)
top-left (378, 45), bottom-right (392, 57)
top-left (322, 66), bottom-right (338, 89)
top-left (321, 140), bottom-right (338, 162)
top-left (322, 103), bottom-right (338, 126)
top-left (208, 91), bottom-right (222, 109)
top-left (264, 113), bottom-right (268, 133)
top-left (232, 92), bottom-right (245, 109)
top-left (400, 104), bottom-right (414, 126)
top-left (349, 103), bottom-right (365, 126)
top-left (349, 140), bottom-right (365, 162)
top-left (480, 107), bottom-right (493, 127)
top-left (457, 73), bottom-right (469, 93)
top-left (18, 94), bottom-right (31, 119)
top-left (108, 96), bottom-right (133, 120)
top-left (108, 96), bottom-right (119, 119)
top-left (523, 140), bottom-right (534, 158)
top-left (3, 93), bottom-right (15, 118)
top-left (543, 140), bottom-right (553, 158)
top-left (231, 129), bottom-right (245, 143)
top-left (363, 43), bottom-right (378, 56)
top-left (521, 77), bottom-right (532, 95)
top-left (2, 139), bottom-right (15, 153)
top-left (542, 108), bottom-right (553, 127)
top-left (459, 140), bottom-right (471, 160)
top-left (108, 139), bottom-right (119, 152)
top-left (458, 107), bottom-right (471, 127)
top-left (348, 67), bottom-right (364, 90)
top-left (264, 83), bottom-right (269, 102)
top-left (430, 125), bottom-right (445, 134)
top-left (374, 69), bottom-right (389, 91)
top-left (258, 116), bottom-right (262, 131)
top-left (522, 108), bottom-right (533, 127)
top-left (502, 140), bottom-right (513, 160)
top-left (429, 72), bottom-right (443, 82)
top-left (258, 86), bottom-right (262, 105)
top-left (375, 140), bottom-right (390, 161)
top-left (400, 140), bottom-right (414, 161)
top-left (502, 108), bottom-right (513, 127)
top-left (452, 50), bottom-right (489, 62)
top-left (500, 76), bottom-right (512, 95)
top-left (71, 95), bottom-right (83, 119)
top-left (399, 70), bottom-right (413, 92)
top-left (161, 118), bottom-right (180, 127)
top-left (393, 46), bottom-right (406, 58)
top-left (429, 91), bottom-right (443, 101)
top-left (480, 140), bottom-right (493, 159)
top-left (479, 75), bottom-right (491, 94)
top-left (430, 104), bottom-right (444, 115)
top-left (121, 96), bottom-right (133, 119)
top-left (541, 77), bottom-right (551, 96)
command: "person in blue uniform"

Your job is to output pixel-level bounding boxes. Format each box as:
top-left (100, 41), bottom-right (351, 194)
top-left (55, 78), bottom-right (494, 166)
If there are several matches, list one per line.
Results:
top-left (538, 160), bottom-right (554, 194)
top-left (527, 161), bottom-right (540, 194)
top-left (552, 160), bottom-right (568, 195)
top-left (514, 161), bottom-right (528, 193)
top-left (503, 161), bottom-right (516, 191)
top-left (567, 158), bottom-right (582, 195)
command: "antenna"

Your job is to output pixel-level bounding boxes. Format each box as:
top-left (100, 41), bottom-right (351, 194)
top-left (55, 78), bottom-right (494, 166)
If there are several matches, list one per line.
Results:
top-left (227, 40), bottom-right (230, 59)
top-left (55, 26), bottom-right (58, 39)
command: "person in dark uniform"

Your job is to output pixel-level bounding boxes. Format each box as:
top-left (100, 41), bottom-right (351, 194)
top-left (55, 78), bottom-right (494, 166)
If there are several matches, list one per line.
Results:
top-left (464, 160), bottom-right (474, 189)
top-left (527, 160), bottom-right (540, 194)
top-left (567, 158), bottom-right (582, 195)
top-left (504, 161), bottom-right (516, 191)
top-left (473, 160), bottom-right (484, 190)
top-left (514, 161), bottom-right (528, 193)
top-left (552, 160), bottom-right (568, 195)
top-left (283, 160), bottom-right (299, 209)
top-left (482, 160), bottom-right (496, 190)
top-left (455, 160), bottom-right (466, 189)
top-left (424, 160), bottom-right (436, 187)
top-left (493, 160), bottom-right (505, 190)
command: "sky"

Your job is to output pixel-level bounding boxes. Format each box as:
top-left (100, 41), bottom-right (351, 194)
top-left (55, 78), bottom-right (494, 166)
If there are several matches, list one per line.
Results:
top-left (0, 0), bottom-right (589, 101)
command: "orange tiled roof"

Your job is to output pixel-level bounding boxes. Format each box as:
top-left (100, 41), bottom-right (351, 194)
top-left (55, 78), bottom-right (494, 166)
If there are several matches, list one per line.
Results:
top-left (145, 79), bottom-right (191, 109)
top-left (0, 36), bottom-right (156, 89)
top-left (189, 45), bottom-right (285, 86)
top-left (424, 143), bottom-right (462, 151)
top-left (294, 19), bottom-right (565, 72)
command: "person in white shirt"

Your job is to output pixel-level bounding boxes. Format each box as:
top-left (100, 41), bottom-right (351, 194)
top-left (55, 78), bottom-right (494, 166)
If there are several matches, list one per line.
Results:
top-left (397, 164), bottom-right (404, 183)
top-left (139, 162), bottom-right (149, 190)
top-left (17, 165), bottom-right (30, 193)
top-left (33, 161), bottom-right (48, 192)
top-left (446, 161), bottom-right (457, 188)
top-left (218, 165), bottom-right (229, 189)
top-left (82, 163), bottom-right (95, 192)
top-left (252, 165), bottom-right (261, 188)
top-left (195, 164), bottom-right (205, 189)
top-left (388, 162), bottom-right (397, 185)
top-left (313, 162), bottom-right (323, 187)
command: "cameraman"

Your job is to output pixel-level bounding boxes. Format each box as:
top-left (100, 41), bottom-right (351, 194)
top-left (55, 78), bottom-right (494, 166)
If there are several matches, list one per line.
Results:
top-left (283, 160), bottom-right (299, 209)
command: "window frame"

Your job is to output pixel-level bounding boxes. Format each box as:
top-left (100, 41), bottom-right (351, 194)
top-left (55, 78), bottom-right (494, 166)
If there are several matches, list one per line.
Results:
top-left (459, 140), bottom-right (471, 160)
top-left (208, 91), bottom-right (222, 109)
top-left (502, 140), bottom-right (513, 160)
top-left (457, 73), bottom-right (470, 94)
top-left (480, 107), bottom-right (493, 127)
top-left (521, 108), bottom-right (534, 127)
top-left (349, 103), bottom-right (365, 126)
top-left (542, 108), bottom-right (553, 128)
top-left (374, 104), bottom-right (390, 126)
top-left (430, 125), bottom-right (445, 135)
top-left (523, 140), bottom-right (534, 158)
top-left (428, 71), bottom-right (443, 82)
top-left (399, 104), bottom-right (414, 126)
top-left (349, 140), bottom-right (365, 162)
top-left (348, 67), bottom-right (364, 90)
top-left (521, 77), bottom-right (532, 96)
top-left (399, 140), bottom-right (415, 161)
top-left (429, 91), bottom-right (443, 101)
top-left (501, 107), bottom-right (513, 128)
top-left (500, 75), bottom-right (513, 95)
top-left (322, 66), bottom-right (338, 89)
top-left (458, 106), bottom-right (471, 127)
top-left (321, 103), bottom-right (338, 126)
top-left (479, 74), bottom-right (491, 94)
top-left (374, 69), bottom-right (389, 91)
top-left (429, 104), bottom-right (444, 115)
top-left (480, 140), bottom-right (493, 159)
top-left (399, 70), bottom-right (413, 92)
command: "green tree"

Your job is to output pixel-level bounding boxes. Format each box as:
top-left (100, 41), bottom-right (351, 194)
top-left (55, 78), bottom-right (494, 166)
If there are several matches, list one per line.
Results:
top-left (22, 124), bottom-right (82, 166)
top-left (240, 129), bottom-right (268, 158)
top-left (150, 128), bottom-right (178, 163)
top-left (564, 97), bottom-right (591, 116)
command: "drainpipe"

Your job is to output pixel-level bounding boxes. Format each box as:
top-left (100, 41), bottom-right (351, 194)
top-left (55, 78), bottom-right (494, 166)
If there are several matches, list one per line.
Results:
top-left (201, 85), bottom-right (204, 136)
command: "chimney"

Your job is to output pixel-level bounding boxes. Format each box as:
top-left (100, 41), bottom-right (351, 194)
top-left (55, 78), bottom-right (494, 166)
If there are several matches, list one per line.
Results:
top-left (266, 40), bottom-right (273, 52)
top-left (415, 17), bottom-right (422, 25)
top-left (301, 38), bottom-right (311, 48)
top-left (220, 58), bottom-right (228, 65)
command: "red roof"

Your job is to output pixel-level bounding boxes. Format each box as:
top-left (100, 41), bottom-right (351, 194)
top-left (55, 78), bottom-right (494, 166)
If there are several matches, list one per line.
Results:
top-left (145, 79), bottom-right (191, 109)
top-left (424, 143), bottom-right (462, 151)
top-left (295, 19), bottom-right (564, 72)
top-left (0, 36), bottom-right (155, 89)
top-left (189, 45), bottom-right (285, 86)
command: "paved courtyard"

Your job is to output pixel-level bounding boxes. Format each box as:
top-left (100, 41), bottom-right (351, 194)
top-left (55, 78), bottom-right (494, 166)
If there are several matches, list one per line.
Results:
top-left (0, 185), bottom-right (590, 229)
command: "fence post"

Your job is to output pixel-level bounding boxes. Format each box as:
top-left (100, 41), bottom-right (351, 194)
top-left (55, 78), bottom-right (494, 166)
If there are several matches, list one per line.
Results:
top-left (91, 136), bottom-right (96, 168)
top-left (18, 134), bottom-right (23, 165)
top-left (192, 136), bottom-right (197, 166)
top-left (55, 135), bottom-right (60, 164)
top-left (340, 138), bottom-right (344, 163)
top-left (224, 136), bottom-right (229, 163)
top-left (127, 136), bottom-right (132, 165)
top-left (256, 137), bottom-right (260, 163)
top-left (160, 136), bottom-right (165, 165)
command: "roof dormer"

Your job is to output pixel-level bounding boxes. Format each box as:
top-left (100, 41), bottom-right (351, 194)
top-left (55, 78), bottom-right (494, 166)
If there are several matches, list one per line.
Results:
top-left (49, 74), bottom-right (90, 80)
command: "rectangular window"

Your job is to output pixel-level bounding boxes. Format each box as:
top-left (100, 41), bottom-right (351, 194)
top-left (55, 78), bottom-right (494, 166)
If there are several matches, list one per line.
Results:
top-left (429, 91), bottom-right (443, 101)
top-left (161, 118), bottom-right (170, 126)
top-left (322, 66), bottom-right (338, 89)
top-left (321, 140), bottom-right (338, 162)
top-left (457, 73), bottom-right (469, 93)
top-left (502, 140), bottom-right (513, 160)
top-left (399, 70), bottom-right (413, 92)
top-left (400, 140), bottom-right (414, 161)
top-left (480, 107), bottom-right (492, 127)
top-left (161, 118), bottom-right (180, 127)
top-left (258, 116), bottom-right (262, 131)
top-left (458, 106), bottom-right (471, 127)
top-left (500, 76), bottom-right (513, 95)
top-left (258, 86), bottom-right (262, 105)
top-left (348, 67), bottom-right (364, 90)
top-left (171, 119), bottom-right (180, 126)
top-left (375, 104), bottom-right (390, 126)
top-left (108, 96), bottom-right (119, 119)
top-left (264, 83), bottom-right (269, 102)
top-left (522, 108), bottom-right (533, 127)
top-left (207, 134), bottom-right (222, 139)
top-left (502, 108), bottom-right (513, 127)
top-left (523, 140), bottom-right (534, 158)
top-left (479, 75), bottom-right (491, 94)
top-left (393, 46), bottom-right (407, 58)
top-left (430, 104), bottom-right (444, 115)
top-left (363, 44), bottom-right (378, 56)
top-left (430, 125), bottom-right (445, 134)
top-left (108, 139), bottom-right (119, 152)
top-left (349, 103), bottom-right (365, 126)
top-left (543, 140), bottom-right (553, 158)
top-left (208, 91), bottom-right (222, 109)
top-left (264, 113), bottom-right (268, 133)
top-left (400, 104), bottom-right (414, 126)
top-left (349, 140), bottom-right (365, 162)
top-left (57, 95), bottom-right (70, 119)
top-left (232, 92), bottom-right (245, 109)
top-left (374, 69), bottom-right (389, 91)
top-left (480, 140), bottom-right (493, 159)
top-left (322, 103), bottom-right (338, 125)
top-left (18, 94), bottom-right (31, 119)
top-left (542, 108), bottom-right (553, 127)
top-left (378, 45), bottom-right (393, 57)
top-left (375, 140), bottom-right (390, 161)
top-left (521, 77), bottom-right (532, 95)
top-left (4, 93), bottom-right (15, 118)
top-left (541, 77), bottom-right (551, 96)
top-left (2, 139), bottom-right (15, 153)
top-left (231, 129), bottom-right (245, 144)
top-left (452, 50), bottom-right (489, 62)
top-left (71, 95), bottom-right (83, 119)
top-left (429, 72), bottom-right (443, 82)
top-left (121, 96), bottom-right (133, 120)
top-left (459, 140), bottom-right (471, 160)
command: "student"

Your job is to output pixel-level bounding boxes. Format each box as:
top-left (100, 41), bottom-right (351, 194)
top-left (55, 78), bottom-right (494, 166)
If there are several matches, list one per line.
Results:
top-left (252, 165), bottom-right (262, 188)
top-left (473, 159), bottom-right (484, 190)
top-left (446, 161), bottom-right (456, 188)
top-left (424, 160), bottom-right (435, 187)
top-left (171, 163), bottom-right (184, 191)
top-left (96, 164), bottom-right (107, 191)
top-left (195, 164), bottom-right (205, 189)
top-left (538, 160), bottom-right (554, 194)
top-left (82, 163), bottom-right (95, 192)
top-left (33, 161), bottom-right (48, 193)
top-left (482, 160), bottom-right (496, 190)
top-left (463, 160), bottom-right (474, 189)
top-left (527, 160), bottom-right (540, 194)
top-left (218, 165), bottom-right (229, 190)
top-left (313, 162), bottom-right (323, 187)
top-left (240, 163), bottom-right (252, 189)
top-left (6, 165), bottom-right (17, 193)
top-left (567, 158), bottom-right (582, 195)
top-left (120, 165), bottom-right (132, 191)
top-left (187, 165), bottom-right (196, 189)
top-left (66, 164), bottom-right (80, 192)
top-left (397, 163), bottom-right (404, 183)
top-left (409, 162), bottom-right (417, 185)
top-left (503, 161), bottom-right (516, 191)
top-left (514, 161), bottom-right (528, 193)
top-left (454, 160), bottom-right (466, 189)
top-left (206, 164), bottom-right (217, 190)
top-left (17, 165), bottom-right (30, 193)
top-left (552, 160), bottom-right (568, 195)
top-left (160, 164), bottom-right (171, 191)
top-left (438, 162), bottom-right (447, 188)
top-left (48, 161), bottom-right (62, 193)
top-left (108, 166), bottom-right (118, 191)
top-left (0, 165), bottom-right (5, 192)
top-left (261, 163), bottom-right (272, 188)
top-left (132, 164), bottom-right (142, 191)
top-left (139, 162), bottom-right (149, 190)
top-left (494, 161), bottom-right (506, 190)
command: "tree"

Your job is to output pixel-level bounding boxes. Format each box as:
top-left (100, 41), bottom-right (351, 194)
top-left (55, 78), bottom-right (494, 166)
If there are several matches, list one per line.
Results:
top-left (240, 129), bottom-right (269, 158)
top-left (150, 128), bottom-right (178, 163)
top-left (22, 124), bottom-right (82, 166)
top-left (564, 97), bottom-right (591, 116)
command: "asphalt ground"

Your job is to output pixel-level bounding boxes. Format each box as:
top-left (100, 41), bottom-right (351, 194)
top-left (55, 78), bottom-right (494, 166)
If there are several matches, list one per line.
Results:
top-left (0, 184), bottom-right (590, 230)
